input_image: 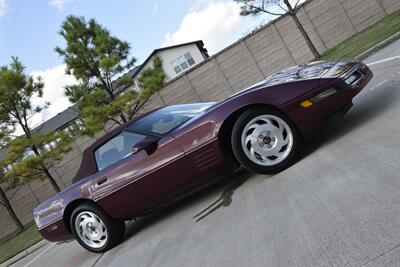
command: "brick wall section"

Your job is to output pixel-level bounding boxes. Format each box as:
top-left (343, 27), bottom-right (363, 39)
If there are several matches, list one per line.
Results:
top-left (1, 0), bottom-right (399, 240)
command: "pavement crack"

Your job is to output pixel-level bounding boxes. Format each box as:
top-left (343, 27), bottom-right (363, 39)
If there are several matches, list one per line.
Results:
top-left (360, 242), bottom-right (400, 267)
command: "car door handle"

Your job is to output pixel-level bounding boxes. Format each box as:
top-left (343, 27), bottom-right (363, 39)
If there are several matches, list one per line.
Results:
top-left (97, 176), bottom-right (108, 185)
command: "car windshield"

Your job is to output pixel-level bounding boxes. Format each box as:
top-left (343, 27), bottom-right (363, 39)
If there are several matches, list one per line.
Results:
top-left (129, 103), bottom-right (214, 135)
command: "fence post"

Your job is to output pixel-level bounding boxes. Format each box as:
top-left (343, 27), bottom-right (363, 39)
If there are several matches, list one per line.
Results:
top-left (242, 41), bottom-right (265, 79)
top-left (26, 182), bottom-right (40, 204)
top-left (183, 74), bottom-right (202, 101)
top-left (212, 58), bottom-right (235, 93)
top-left (335, 0), bottom-right (357, 33)
top-left (272, 23), bottom-right (297, 65)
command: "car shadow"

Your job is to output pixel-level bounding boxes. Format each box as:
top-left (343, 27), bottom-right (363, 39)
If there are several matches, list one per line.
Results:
top-left (123, 169), bottom-right (251, 241)
top-left (192, 170), bottom-right (250, 222)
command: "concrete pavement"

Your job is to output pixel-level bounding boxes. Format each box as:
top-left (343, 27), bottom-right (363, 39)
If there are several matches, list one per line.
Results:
top-left (11, 38), bottom-right (400, 267)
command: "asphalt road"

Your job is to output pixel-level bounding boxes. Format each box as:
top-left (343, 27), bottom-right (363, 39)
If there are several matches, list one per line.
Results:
top-left (12, 39), bottom-right (400, 267)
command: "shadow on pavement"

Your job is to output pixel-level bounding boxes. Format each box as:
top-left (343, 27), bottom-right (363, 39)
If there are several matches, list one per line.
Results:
top-left (122, 169), bottom-right (251, 241)
top-left (192, 170), bottom-right (250, 222)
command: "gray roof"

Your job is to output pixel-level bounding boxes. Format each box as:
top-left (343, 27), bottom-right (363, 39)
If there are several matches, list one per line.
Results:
top-left (0, 105), bottom-right (80, 162)
top-left (113, 64), bottom-right (142, 95)
top-left (31, 105), bottom-right (80, 135)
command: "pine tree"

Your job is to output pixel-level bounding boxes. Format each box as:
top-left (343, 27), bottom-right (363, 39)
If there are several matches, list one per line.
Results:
top-left (55, 16), bottom-right (164, 136)
top-left (0, 57), bottom-right (72, 192)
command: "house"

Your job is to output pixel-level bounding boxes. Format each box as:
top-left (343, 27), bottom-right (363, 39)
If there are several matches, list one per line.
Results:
top-left (134, 40), bottom-right (208, 83)
top-left (115, 40), bottom-right (209, 93)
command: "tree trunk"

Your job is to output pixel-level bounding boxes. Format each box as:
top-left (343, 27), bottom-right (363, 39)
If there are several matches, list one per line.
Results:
top-left (103, 82), bottom-right (128, 124)
top-left (119, 113), bottom-right (127, 123)
top-left (31, 145), bottom-right (61, 192)
top-left (0, 185), bottom-right (24, 231)
top-left (16, 113), bottom-right (61, 193)
top-left (42, 167), bottom-right (61, 192)
top-left (284, 0), bottom-right (321, 58)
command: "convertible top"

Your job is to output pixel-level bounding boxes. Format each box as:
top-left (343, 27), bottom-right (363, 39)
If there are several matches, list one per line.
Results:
top-left (72, 109), bottom-right (159, 183)
top-left (72, 125), bottom-right (122, 183)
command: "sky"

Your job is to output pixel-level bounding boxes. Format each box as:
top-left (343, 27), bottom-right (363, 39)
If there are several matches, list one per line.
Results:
top-left (0, 0), bottom-right (277, 127)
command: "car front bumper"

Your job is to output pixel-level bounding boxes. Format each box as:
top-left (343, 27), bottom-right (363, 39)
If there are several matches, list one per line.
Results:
top-left (284, 62), bottom-right (373, 138)
top-left (38, 218), bottom-right (74, 243)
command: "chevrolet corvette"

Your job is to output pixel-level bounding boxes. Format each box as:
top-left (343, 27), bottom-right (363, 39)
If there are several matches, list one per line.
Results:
top-left (33, 60), bottom-right (373, 252)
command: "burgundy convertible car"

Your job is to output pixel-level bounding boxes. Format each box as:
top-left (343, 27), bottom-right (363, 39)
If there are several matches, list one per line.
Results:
top-left (34, 61), bottom-right (372, 252)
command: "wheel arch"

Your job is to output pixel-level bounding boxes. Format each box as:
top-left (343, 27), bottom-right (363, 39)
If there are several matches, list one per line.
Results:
top-left (63, 198), bottom-right (101, 234)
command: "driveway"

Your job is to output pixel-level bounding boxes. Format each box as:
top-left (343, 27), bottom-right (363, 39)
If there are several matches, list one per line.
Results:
top-left (12, 39), bottom-right (400, 267)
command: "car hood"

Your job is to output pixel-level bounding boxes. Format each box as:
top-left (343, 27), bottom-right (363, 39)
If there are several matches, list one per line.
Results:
top-left (248, 60), bottom-right (357, 90)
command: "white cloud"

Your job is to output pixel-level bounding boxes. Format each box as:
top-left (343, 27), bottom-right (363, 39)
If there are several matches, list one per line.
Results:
top-left (30, 65), bottom-right (77, 128)
top-left (0, 0), bottom-right (7, 17)
top-left (49, 0), bottom-right (73, 10)
top-left (162, 1), bottom-right (247, 54)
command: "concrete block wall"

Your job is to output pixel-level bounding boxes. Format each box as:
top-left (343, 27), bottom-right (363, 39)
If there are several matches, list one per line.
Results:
top-left (341, 0), bottom-right (387, 32)
top-left (380, 0), bottom-right (400, 14)
top-left (1, 0), bottom-right (399, 240)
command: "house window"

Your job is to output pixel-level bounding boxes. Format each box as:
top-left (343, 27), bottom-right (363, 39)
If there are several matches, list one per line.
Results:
top-left (2, 164), bottom-right (13, 174)
top-left (171, 60), bottom-right (182, 74)
top-left (75, 119), bottom-right (85, 131)
top-left (171, 52), bottom-right (196, 75)
top-left (22, 149), bottom-right (35, 159)
top-left (178, 56), bottom-right (188, 70)
top-left (184, 52), bottom-right (195, 66)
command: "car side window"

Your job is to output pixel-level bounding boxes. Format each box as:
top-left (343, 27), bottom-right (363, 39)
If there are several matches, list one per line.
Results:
top-left (94, 131), bottom-right (146, 170)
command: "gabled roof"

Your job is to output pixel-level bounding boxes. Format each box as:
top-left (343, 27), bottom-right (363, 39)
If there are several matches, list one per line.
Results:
top-left (0, 105), bottom-right (80, 162)
top-left (131, 40), bottom-right (208, 79)
top-left (31, 105), bottom-right (80, 135)
top-left (112, 64), bottom-right (142, 95)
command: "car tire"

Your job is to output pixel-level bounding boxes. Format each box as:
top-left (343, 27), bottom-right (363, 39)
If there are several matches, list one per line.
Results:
top-left (70, 203), bottom-right (125, 253)
top-left (231, 107), bottom-right (301, 174)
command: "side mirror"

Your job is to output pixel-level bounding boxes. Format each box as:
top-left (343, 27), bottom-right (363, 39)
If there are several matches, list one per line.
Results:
top-left (132, 139), bottom-right (158, 155)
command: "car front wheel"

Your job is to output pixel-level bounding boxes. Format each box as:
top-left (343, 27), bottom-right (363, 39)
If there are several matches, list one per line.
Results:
top-left (70, 203), bottom-right (125, 253)
top-left (231, 107), bottom-right (301, 174)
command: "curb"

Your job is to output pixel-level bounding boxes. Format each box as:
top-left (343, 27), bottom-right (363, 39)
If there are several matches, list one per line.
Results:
top-left (356, 31), bottom-right (400, 60)
top-left (0, 240), bottom-right (49, 267)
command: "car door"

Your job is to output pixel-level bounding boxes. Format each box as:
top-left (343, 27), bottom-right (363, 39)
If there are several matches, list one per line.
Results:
top-left (93, 130), bottom-right (196, 219)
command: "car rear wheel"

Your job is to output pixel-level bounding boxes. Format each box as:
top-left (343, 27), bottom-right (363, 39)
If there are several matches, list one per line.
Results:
top-left (231, 107), bottom-right (301, 174)
top-left (70, 203), bottom-right (125, 253)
